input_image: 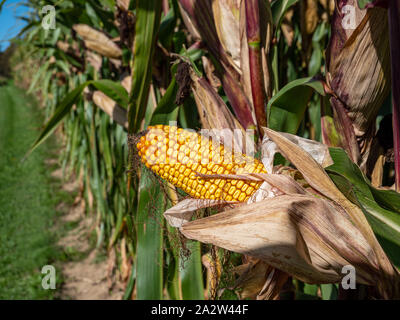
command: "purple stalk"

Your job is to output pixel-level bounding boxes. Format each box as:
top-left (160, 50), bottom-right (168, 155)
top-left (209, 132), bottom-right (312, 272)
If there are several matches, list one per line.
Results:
top-left (245, 0), bottom-right (267, 131)
top-left (388, 0), bottom-right (400, 191)
top-left (162, 0), bottom-right (169, 15)
top-left (220, 68), bottom-right (257, 130)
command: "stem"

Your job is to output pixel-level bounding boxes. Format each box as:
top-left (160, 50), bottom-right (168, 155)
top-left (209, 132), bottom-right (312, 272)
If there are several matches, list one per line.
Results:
top-left (245, 0), bottom-right (267, 132)
top-left (162, 0), bottom-right (169, 16)
top-left (388, 0), bottom-right (400, 191)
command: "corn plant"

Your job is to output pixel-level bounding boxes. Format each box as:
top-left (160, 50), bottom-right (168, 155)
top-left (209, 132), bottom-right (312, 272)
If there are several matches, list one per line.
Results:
top-left (13, 0), bottom-right (400, 299)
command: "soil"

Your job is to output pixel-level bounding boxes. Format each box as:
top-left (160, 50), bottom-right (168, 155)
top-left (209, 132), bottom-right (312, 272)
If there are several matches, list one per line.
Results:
top-left (50, 166), bottom-right (125, 300)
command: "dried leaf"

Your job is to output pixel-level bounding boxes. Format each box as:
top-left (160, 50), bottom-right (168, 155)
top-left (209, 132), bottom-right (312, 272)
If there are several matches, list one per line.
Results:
top-left (261, 130), bottom-right (333, 173)
top-left (233, 259), bottom-right (287, 300)
top-left (181, 194), bottom-right (381, 285)
top-left (121, 74), bottom-right (132, 94)
top-left (117, 0), bottom-right (130, 11)
top-left (189, 69), bottom-right (252, 152)
top-left (326, 5), bottom-right (390, 160)
top-left (163, 198), bottom-right (234, 228)
top-left (73, 24), bottom-right (122, 59)
top-left (86, 51), bottom-right (102, 72)
top-left (212, 0), bottom-right (241, 72)
top-left (262, 127), bottom-right (399, 297)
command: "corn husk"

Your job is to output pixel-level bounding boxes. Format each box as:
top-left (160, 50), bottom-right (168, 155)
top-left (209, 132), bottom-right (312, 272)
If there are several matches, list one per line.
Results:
top-left (179, 0), bottom-right (273, 131)
top-left (181, 193), bottom-right (379, 284)
top-left (233, 258), bottom-right (289, 300)
top-left (117, 0), bottom-right (130, 11)
top-left (92, 91), bottom-right (128, 129)
top-left (325, 3), bottom-right (391, 163)
top-left (189, 68), bottom-right (253, 153)
top-left (212, 0), bottom-right (241, 73)
top-left (163, 128), bottom-right (399, 298)
top-left (121, 74), bottom-right (132, 94)
top-left (85, 51), bottom-right (102, 72)
top-left (73, 24), bottom-right (122, 59)
top-left (56, 40), bottom-right (70, 52)
top-left (300, 0), bottom-right (319, 58)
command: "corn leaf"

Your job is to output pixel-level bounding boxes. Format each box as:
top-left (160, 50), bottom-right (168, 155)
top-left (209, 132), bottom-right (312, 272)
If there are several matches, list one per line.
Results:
top-left (268, 77), bottom-right (324, 134)
top-left (180, 241), bottom-right (204, 300)
top-left (357, 0), bottom-right (385, 9)
top-left (271, 0), bottom-right (299, 28)
top-left (91, 79), bottom-right (129, 108)
top-left (135, 168), bottom-right (164, 299)
top-left (149, 77), bottom-right (179, 125)
top-left (26, 80), bottom-right (129, 157)
top-left (320, 284), bottom-right (338, 300)
top-left (128, 0), bottom-right (162, 133)
top-left (326, 147), bottom-right (400, 267)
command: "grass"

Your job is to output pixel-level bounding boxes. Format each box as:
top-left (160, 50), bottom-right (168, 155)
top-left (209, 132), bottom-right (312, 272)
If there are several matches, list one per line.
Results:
top-left (0, 83), bottom-right (69, 299)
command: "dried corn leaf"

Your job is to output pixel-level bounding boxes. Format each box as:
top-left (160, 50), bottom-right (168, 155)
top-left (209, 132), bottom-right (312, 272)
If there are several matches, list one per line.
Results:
top-left (202, 253), bottom-right (222, 299)
top-left (178, 2), bottom-right (202, 40)
top-left (256, 267), bottom-right (290, 300)
top-left (121, 74), bottom-right (132, 93)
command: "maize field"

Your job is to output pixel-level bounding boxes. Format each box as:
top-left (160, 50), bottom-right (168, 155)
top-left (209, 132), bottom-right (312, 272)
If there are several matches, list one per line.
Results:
top-left (1, 0), bottom-right (400, 300)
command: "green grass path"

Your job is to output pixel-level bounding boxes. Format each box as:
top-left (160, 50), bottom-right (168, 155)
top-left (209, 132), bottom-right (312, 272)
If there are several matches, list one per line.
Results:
top-left (0, 84), bottom-right (62, 299)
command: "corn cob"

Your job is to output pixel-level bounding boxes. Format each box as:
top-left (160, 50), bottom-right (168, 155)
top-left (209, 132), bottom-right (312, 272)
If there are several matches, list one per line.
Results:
top-left (136, 125), bottom-right (266, 202)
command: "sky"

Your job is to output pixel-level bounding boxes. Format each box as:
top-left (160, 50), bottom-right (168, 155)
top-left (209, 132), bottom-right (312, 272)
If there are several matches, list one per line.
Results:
top-left (0, 0), bottom-right (31, 51)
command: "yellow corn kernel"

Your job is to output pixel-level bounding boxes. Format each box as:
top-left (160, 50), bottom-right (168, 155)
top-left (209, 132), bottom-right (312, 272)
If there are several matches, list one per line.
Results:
top-left (136, 125), bottom-right (267, 202)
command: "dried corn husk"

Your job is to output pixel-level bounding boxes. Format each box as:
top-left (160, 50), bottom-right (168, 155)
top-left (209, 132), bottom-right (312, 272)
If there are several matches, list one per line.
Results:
top-left (92, 91), bottom-right (128, 128)
top-left (325, 3), bottom-right (391, 163)
top-left (189, 68), bottom-right (254, 153)
top-left (164, 128), bottom-right (399, 298)
top-left (121, 74), bottom-right (132, 94)
top-left (85, 51), bottom-right (102, 72)
top-left (56, 40), bottom-right (69, 52)
top-left (73, 24), bottom-right (122, 59)
top-left (179, 0), bottom-right (271, 131)
top-left (181, 193), bottom-right (381, 284)
top-left (233, 258), bottom-right (289, 300)
top-left (117, 0), bottom-right (130, 11)
top-left (212, 0), bottom-right (242, 73)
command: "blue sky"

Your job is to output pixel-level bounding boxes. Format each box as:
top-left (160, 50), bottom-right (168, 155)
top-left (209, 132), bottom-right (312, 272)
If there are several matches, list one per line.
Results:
top-left (0, 0), bottom-right (31, 51)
